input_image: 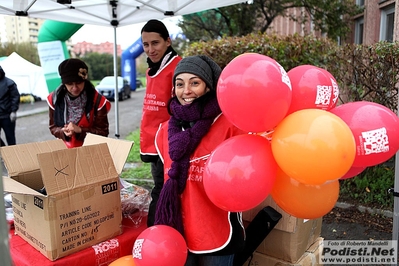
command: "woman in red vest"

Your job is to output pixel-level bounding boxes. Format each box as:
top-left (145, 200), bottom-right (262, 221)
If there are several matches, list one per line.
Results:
top-left (47, 58), bottom-right (111, 148)
top-left (155, 55), bottom-right (245, 266)
top-left (140, 19), bottom-right (182, 227)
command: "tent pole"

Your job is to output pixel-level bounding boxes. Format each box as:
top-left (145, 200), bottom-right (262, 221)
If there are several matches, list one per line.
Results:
top-left (393, 98), bottom-right (399, 248)
top-left (113, 26), bottom-right (120, 139)
top-left (0, 174), bottom-right (12, 266)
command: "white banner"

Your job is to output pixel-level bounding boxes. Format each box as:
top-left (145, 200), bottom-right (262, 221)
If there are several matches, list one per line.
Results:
top-left (37, 41), bottom-right (65, 75)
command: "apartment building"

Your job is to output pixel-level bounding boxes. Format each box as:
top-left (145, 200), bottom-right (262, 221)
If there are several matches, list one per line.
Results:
top-left (266, 0), bottom-right (398, 45)
top-left (0, 15), bottom-right (44, 44)
top-left (353, 0), bottom-right (397, 44)
top-left (72, 41), bottom-right (122, 57)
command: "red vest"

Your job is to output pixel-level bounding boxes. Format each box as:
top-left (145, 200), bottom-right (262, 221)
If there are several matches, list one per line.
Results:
top-left (140, 55), bottom-right (182, 156)
top-left (155, 114), bottom-right (246, 253)
top-left (47, 91), bottom-right (110, 148)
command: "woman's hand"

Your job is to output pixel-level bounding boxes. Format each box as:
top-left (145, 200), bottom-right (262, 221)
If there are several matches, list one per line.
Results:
top-left (62, 122), bottom-right (82, 137)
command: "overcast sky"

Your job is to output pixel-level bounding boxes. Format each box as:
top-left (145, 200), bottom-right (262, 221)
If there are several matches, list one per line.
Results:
top-left (70, 17), bottom-right (182, 50)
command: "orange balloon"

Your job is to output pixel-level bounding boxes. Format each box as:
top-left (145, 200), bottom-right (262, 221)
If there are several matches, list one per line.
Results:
top-left (109, 255), bottom-right (136, 266)
top-left (271, 109), bottom-right (356, 185)
top-left (271, 167), bottom-right (339, 219)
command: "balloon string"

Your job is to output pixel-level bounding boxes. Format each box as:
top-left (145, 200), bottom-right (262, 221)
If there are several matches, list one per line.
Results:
top-left (249, 130), bottom-right (274, 141)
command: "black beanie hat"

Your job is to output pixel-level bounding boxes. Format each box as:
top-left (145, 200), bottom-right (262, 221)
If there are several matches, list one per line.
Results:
top-left (141, 19), bottom-right (170, 40)
top-left (58, 58), bottom-right (88, 84)
top-left (173, 55), bottom-right (222, 91)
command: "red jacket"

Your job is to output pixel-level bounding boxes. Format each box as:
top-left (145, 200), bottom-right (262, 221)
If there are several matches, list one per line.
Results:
top-left (47, 89), bottom-right (110, 148)
top-left (155, 114), bottom-right (246, 253)
top-left (140, 55), bottom-right (182, 157)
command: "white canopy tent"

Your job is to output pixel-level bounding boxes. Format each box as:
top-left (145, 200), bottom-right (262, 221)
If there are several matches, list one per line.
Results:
top-left (0, 0), bottom-right (244, 138)
top-left (0, 0), bottom-right (243, 27)
top-left (0, 1), bottom-right (245, 264)
top-left (0, 52), bottom-right (49, 100)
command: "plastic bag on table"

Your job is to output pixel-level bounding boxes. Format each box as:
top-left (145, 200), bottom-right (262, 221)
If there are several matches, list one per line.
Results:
top-left (119, 178), bottom-right (151, 227)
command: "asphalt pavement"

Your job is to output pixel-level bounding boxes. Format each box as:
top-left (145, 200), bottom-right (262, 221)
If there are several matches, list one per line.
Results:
top-left (8, 88), bottom-right (146, 145)
top-left (16, 99), bottom-right (48, 118)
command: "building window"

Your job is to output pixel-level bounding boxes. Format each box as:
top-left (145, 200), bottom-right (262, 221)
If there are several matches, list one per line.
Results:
top-left (356, 0), bottom-right (365, 7)
top-left (355, 17), bottom-right (364, 44)
top-left (380, 5), bottom-right (395, 42)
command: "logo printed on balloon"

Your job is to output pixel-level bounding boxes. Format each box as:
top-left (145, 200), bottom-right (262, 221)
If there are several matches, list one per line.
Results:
top-left (330, 78), bottom-right (339, 106)
top-left (315, 84), bottom-right (332, 107)
top-left (277, 62), bottom-right (292, 90)
top-left (360, 127), bottom-right (389, 155)
top-left (133, 239), bottom-right (144, 259)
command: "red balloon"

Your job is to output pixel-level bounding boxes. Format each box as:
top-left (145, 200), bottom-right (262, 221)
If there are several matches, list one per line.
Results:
top-left (217, 53), bottom-right (292, 132)
top-left (330, 101), bottom-right (399, 167)
top-left (340, 165), bottom-right (367, 180)
top-left (132, 225), bottom-right (187, 266)
top-left (271, 167), bottom-right (339, 219)
top-left (287, 65), bottom-right (338, 115)
top-left (203, 134), bottom-right (277, 212)
top-left (109, 255), bottom-right (136, 266)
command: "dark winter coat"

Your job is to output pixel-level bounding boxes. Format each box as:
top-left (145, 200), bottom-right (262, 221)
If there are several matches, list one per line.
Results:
top-left (0, 66), bottom-right (20, 119)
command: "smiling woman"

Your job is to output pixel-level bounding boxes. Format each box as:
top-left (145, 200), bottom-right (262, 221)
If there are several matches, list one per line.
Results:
top-left (174, 73), bottom-right (209, 105)
top-left (154, 55), bottom-right (247, 265)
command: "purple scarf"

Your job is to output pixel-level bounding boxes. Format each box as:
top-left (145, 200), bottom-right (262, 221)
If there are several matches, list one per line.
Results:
top-left (155, 96), bottom-right (221, 235)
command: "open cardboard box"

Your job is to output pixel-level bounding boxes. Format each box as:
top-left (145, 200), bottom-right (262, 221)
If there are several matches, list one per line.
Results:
top-left (243, 195), bottom-right (322, 263)
top-left (2, 134), bottom-right (133, 261)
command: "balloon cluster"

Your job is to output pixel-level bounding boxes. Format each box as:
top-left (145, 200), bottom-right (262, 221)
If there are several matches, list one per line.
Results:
top-left (203, 53), bottom-right (399, 219)
top-left (123, 53), bottom-right (399, 265)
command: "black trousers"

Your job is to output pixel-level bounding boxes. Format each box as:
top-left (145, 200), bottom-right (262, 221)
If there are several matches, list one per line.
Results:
top-left (147, 157), bottom-right (164, 227)
top-left (0, 117), bottom-right (16, 145)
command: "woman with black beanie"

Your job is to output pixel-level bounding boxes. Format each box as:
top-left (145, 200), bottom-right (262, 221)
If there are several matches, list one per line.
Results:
top-left (154, 55), bottom-right (246, 266)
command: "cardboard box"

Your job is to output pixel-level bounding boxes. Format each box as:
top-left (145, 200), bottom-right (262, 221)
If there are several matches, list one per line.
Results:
top-left (244, 237), bottom-right (324, 266)
top-left (243, 195), bottom-right (322, 263)
top-left (2, 134), bottom-right (133, 261)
